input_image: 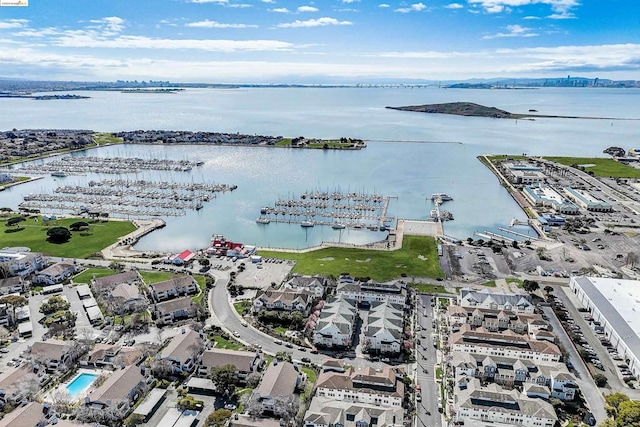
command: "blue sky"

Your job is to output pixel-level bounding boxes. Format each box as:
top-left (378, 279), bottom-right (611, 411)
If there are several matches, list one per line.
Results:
top-left (0, 0), bottom-right (638, 82)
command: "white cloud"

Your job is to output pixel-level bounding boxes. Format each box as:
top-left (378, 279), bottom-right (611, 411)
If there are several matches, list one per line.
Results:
top-left (378, 3), bottom-right (390, 7)
top-left (395, 3), bottom-right (427, 13)
top-left (548, 12), bottom-right (575, 19)
top-left (523, 15), bottom-right (541, 19)
top-left (229, 3), bottom-right (252, 7)
top-left (467, 0), bottom-right (579, 17)
top-left (445, 3), bottom-right (464, 9)
top-left (261, 0), bottom-right (275, 3)
top-left (0, 19), bottom-right (29, 29)
top-left (89, 16), bottom-right (125, 35)
top-left (297, 6), bottom-right (319, 12)
top-left (270, 7), bottom-right (290, 13)
top-left (186, 20), bottom-right (257, 28)
top-left (189, 0), bottom-right (228, 3)
top-left (277, 17), bottom-right (353, 28)
top-left (342, 0), bottom-right (360, 3)
top-left (483, 24), bottom-right (538, 38)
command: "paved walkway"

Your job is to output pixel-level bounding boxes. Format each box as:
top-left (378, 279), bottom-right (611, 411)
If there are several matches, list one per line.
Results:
top-left (101, 218), bottom-right (166, 260)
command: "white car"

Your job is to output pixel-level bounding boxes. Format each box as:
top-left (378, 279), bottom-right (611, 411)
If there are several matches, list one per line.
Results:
top-left (233, 331), bottom-right (240, 337)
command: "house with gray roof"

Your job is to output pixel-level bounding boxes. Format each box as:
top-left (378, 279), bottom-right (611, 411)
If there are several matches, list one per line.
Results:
top-left (304, 396), bottom-right (404, 427)
top-left (33, 262), bottom-right (76, 285)
top-left (337, 280), bottom-right (407, 306)
top-left (363, 301), bottom-right (404, 355)
top-left (150, 275), bottom-right (198, 302)
top-left (85, 365), bottom-right (151, 420)
top-left (197, 348), bottom-right (264, 380)
top-left (313, 295), bottom-right (358, 349)
top-left (252, 360), bottom-right (303, 413)
top-left (154, 296), bottom-right (198, 325)
top-left (458, 288), bottom-right (534, 314)
top-left (315, 366), bottom-right (404, 408)
top-left (160, 328), bottom-right (204, 373)
top-left (284, 274), bottom-right (327, 298)
top-left (253, 288), bottom-right (314, 316)
top-left (91, 270), bottom-right (141, 295)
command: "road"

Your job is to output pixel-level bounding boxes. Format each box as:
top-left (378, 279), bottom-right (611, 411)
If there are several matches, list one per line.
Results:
top-left (541, 303), bottom-right (607, 424)
top-left (415, 295), bottom-right (441, 427)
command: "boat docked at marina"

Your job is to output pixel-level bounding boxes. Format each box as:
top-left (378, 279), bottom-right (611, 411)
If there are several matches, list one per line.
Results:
top-left (300, 221), bottom-right (315, 228)
top-left (331, 223), bottom-right (346, 229)
top-left (430, 192), bottom-right (453, 201)
top-left (256, 217), bottom-right (271, 224)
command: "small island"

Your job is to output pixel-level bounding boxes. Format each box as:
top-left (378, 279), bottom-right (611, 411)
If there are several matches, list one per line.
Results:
top-left (386, 101), bottom-right (636, 121)
top-left (0, 93), bottom-right (90, 100)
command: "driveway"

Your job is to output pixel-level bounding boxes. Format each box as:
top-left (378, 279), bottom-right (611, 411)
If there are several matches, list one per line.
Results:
top-left (541, 303), bottom-right (607, 424)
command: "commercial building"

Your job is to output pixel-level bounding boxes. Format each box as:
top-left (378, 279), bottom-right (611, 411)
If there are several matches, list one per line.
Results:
top-left (502, 162), bottom-right (547, 185)
top-left (569, 276), bottom-right (640, 379)
top-left (564, 187), bottom-right (613, 212)
top-left (522, 185), bottom-right (579, 215)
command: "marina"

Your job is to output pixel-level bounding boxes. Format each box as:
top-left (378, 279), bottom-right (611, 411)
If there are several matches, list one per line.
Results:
top-left (256, 190), bottom-right (396, 230)
top-left (7, 155), bottom-right (203, 176)
top-left (18, 178), bottom-right (236, 218)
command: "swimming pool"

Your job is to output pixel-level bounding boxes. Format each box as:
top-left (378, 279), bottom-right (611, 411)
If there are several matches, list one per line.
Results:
top-left (65, 373), bottom-right (98, 399)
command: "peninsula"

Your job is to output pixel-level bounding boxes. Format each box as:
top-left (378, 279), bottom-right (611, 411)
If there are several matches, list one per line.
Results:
top-left (386, 101), bottom-right (637, 120)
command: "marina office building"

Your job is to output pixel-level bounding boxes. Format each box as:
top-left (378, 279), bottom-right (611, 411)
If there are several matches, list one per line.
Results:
top-left (569, 276), bottom-right (640, 380)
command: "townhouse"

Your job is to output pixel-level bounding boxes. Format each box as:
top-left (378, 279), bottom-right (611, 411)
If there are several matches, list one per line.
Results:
top-left (313, 296), bottom-right (358, 349)
top-left (458, 288), bottom-right (534, 314)
top-left (304, 396), bottom-right (404, 427)
top-left (252, 360), bottom-right (304, 412)
top-left (159, 328), bottom-right (204, 373)
top-left (0, 248), bottom-right (44, 277)
top-left (252, 288), bottom-right (314, 316)
top-left (363, 301), bottom-right (404, 355)
top-left (455, 378), bottom-right (557, 427)
top-left (284, 274), bottom-right (327, 298)
top-left (337, 280), bottom-right (407, 306)
top-left (197, 348), bottom-right (264, 380)
top-left (150, 275), bottom-right (198, 302)
top-left (33, 262), bottom-right (76, 285)
top-left (154, 296), bottom-right (198, 325)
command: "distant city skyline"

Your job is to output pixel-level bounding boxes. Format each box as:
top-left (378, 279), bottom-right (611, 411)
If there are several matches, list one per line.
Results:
top-left (0, 0), bottom-right (638, 83)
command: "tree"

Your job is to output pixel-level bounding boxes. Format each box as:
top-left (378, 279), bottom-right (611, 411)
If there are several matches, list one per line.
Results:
top-left (199, 258), bottom-right (210, 267)
top-left (275, 351), bottom-right (293, 362)
top-left (109, 261), bottom-right (125, 272)
top-left (46, 226), bottom-right (72, 243)
top-left (69, 221), bottom-right (89, 231)
top-left (6, 216), bottom-right (24, 228)
top-left (522, 280), bottom-right (539, 293)
top-left (616, 400), bottom-right (640, 427)
top-left (40, 295), bottom-right (71, 314)
top-left (241, 393), bottom-right (264, 418)
top-left (205, 409), bottom-right (232, 427)
top-left (605, 392), bottom-right (630, 412)
top-left (246, 371), bottom-right (261, 388)
top-left (593, 373), bottom-right (608, 387)
top-left (535, 246), bottom-right (548, 260)
top-left (544, 285), bottom-right (554, 295)
top-left (211, 364), bottom-right (238, 396)
top-left (272, 394), bottom-right (300, 422)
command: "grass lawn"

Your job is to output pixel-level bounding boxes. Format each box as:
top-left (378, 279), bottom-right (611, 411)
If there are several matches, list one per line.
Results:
top-left (192, 275), bottom-right (206, 304)
top-left (301, 367), bottom-right (317, 400)
top-left (233, 300), bottom-right (252, 315)
top-left (138, 270), bottom-right (181, 284)
top-left (436, 366), bottom-right (443, 380)
top-left (409, 283), bottom-right (451, 294)
top-left (260, 236), bottom-right (444, 281)
top-left (0, 217), bottom-right (135, 258)
top-left (73, 267), bottom-right (117, 284)
top-left (479, 280), bottom-right (497, 287)
top-left (94, 133), bottom-right (124, 145)
top-left (274, 326), bottom-right (288, 335)
top-left (544, 156), bottom-right (640, 178)
top-left (212, 335), bottom-right (243, 350)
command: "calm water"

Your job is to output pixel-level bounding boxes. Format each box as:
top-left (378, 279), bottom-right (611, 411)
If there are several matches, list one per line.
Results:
top-left (1, 87), bottom-right (638, 251)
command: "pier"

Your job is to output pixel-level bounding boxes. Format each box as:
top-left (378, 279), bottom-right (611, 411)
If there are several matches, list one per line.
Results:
top-left (257, 190), bottom-right (396, 230)
top-left (18, 178), bottom-right (236, 219)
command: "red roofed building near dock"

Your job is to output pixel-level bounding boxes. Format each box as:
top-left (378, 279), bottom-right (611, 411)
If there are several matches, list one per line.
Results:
top-left (208, 235), bottom-right (255, 258)
top-left (167, 250), bottom-right (196, 265)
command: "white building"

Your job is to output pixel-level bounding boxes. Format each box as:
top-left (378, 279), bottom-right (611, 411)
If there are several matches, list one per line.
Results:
top-left (458, 288), bottom-right (534, 314)
top-left (284, 275), bottom-right (327, 298)
top-left (313, 296), bottom-right (358, 349)
top-left (0, 248), bottom-right (44, 277)
top-left (304, 396), bottom-right (404, 427)
top-left (502, 162), bottom-right (547, 185)
top-left (33, 262), bottom-right (76, 285)
top-left (455, 379), bottom-right (557, 427)
top-left (337, 281), bottom-right (406, 306)
top-left (451, 324), bottom-right (561, 363)
top-left (569, 276), bottom-right (640, 380)
top-left (315, 366), bottom-right (404, 408)
top-left (363, 302), bottom-right (404, 354)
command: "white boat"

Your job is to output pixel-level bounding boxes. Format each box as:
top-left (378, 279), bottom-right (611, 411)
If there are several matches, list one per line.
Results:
top-left (331, 223), bottom-right (346, 229)
top-left (430, 193), bottom-right (453, 201)
top-left (256, 217), bottom-right (270, 224)
top-left (300, 221), bottom-right (314, 228)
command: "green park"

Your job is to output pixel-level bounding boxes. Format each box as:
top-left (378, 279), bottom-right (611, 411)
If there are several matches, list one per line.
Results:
top-left (260, 235), bottom-right (445, 282)
top-left (0, 216), bottom-right (136, 258)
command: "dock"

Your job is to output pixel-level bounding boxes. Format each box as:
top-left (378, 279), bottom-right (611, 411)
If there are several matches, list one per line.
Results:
top-left (257, 190), bottom-right (396, 230)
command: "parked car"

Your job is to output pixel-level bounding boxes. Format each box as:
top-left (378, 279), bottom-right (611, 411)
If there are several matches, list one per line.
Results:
top-left (301, 357), bottom-right (311, 363)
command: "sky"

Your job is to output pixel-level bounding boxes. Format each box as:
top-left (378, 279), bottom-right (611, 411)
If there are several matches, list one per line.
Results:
top-left (0, 0), bottom-right (638, 83)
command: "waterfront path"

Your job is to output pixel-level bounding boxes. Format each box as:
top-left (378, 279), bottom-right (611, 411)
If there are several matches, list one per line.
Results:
top-left (101, 218), bottom-right (166, 259)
